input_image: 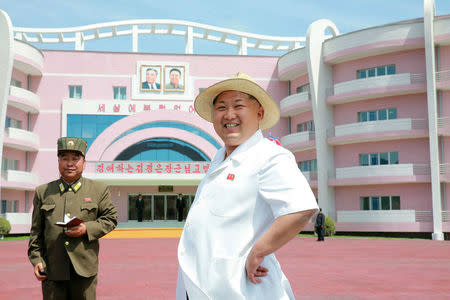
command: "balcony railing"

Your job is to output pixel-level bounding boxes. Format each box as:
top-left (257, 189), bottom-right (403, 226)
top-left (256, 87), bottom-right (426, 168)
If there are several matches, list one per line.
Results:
top-left (326, 73), bottom-right (426, 97)
top-left (279, 91), bottom-right (311, 116)
top-left (302, 171), bottom-right (317, 182)
top-left (9, 85), bottom-right (40, 113)
top-left (4, 127), bottom-right (39, 151)
top-left (335, 164), bottom-right (430, 179)
top-left (2, 170), bottom-right (38, 185)
top-left (437, 117), bottom-right (450, 133)
top-left (280, 131), bottom-right (315, 153)
top-left (328, 118), bottom-right (428, 138)
top-left (13, 39), bottom-right (44, 75)
top-left (436, 70), bottom-right (450, 82)
top-left (336, 210), bottom-right (446, 223)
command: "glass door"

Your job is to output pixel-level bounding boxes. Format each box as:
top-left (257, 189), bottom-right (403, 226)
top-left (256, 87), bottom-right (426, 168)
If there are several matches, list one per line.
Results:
top-left (128, 194), bottom-right (195, 221)
top-left (166, 195), bottom-right (177, 220)
top-left (153, 195), bottom-right (165, 220)
top-left (128, 194), bottom-right (152, 221)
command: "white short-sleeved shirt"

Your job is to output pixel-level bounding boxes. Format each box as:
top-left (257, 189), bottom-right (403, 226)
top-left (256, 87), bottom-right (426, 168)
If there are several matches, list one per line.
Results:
top-left (177, 130), bottom-right (318, 299)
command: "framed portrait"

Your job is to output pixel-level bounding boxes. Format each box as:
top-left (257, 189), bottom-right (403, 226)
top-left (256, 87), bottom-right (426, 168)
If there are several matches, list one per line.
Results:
top-left (140, 65), bottom-right (162, 91)
top-left (164, 66), bottom-right (185, 92)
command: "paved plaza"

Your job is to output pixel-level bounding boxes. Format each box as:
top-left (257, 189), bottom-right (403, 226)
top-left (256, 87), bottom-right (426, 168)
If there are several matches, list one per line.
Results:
top-left (1, 236), bottom-right (449, 299)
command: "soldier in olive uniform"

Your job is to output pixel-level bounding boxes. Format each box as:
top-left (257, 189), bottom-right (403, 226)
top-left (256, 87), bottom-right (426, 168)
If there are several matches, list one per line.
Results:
top-left (28, 137), bottom-right (118, 300)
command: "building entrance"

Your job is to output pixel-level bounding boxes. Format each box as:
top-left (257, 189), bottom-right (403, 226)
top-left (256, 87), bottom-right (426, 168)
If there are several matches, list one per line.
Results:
top-left (128, 194), bottom-right (193, 221)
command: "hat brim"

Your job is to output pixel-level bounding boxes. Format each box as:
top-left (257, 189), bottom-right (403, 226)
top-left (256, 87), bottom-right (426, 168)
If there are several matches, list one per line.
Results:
top-left (57, 149), bottom-right (85, 157)
top-left (194, 77), bottom-right (280, 130)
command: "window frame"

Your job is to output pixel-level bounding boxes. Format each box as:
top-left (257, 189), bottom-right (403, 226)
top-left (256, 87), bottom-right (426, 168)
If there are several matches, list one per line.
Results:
top-left (360, 196), bottom-right (401, 210)
top-left (356, 64), bottom-right (396, 79)
top-left (359, 152), bottom-right (399, 166)
top-left (69, 85), bottom-right (82, 99)
top-left (113, 86), bottom-right (127, 100)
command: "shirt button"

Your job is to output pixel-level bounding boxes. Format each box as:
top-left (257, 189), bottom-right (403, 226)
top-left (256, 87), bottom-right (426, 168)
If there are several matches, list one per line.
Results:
top-left (65, 241), bottom-right (69, 246)
top-left (68, 188), bottom-right (73, 192)
top-left (66, 213), bottom-right (71, 217)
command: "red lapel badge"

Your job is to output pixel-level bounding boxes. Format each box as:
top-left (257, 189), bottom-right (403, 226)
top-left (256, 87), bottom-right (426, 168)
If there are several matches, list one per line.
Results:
top-left (227, 173), bottom-right (235, 181)
top-left (84, 198), bottom-right (92, 202)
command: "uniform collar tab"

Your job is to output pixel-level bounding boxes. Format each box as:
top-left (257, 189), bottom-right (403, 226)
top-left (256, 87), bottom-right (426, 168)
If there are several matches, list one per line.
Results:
top-left (59, 177), bottom-right (83, 193)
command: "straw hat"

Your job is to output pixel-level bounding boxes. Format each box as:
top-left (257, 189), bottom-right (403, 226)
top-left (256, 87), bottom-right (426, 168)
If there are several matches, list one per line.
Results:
top-left (194, 72), bottom-right (280, 130)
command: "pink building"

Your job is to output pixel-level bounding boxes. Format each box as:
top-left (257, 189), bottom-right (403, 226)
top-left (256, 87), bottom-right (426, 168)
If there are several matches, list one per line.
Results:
top-left (1, 0), bottom-right (449, 239)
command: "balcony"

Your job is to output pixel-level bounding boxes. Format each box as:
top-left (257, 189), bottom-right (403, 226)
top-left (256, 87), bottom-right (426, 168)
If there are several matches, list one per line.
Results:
top-left (327, 73), bottom-right (426, 104)
top-left (4, 127), bottom-right (39, 151)
top-left (436, 69), bottom-right (450, 90)
top-left (13, 39), bottom-right (44, 76)
top-left (277, 47), bottom-right (308, 81)
top-left (279, 92), bottom-right (311, 117)
top-left (337, 210), bottom-right (416, 223)
top-left (330, 164), bottom-right (431, 186)
top-left (437, 117), bottom-right (450, 135)
top-left (323, 20), bottom-right (424, 64)
top-left (1, 170), bottom-right (38, 190)
top-left (435, 15), bottom-right (450, 45)
top-left (328, 118), bottom-right (428, 145)
top-left (8, 85), bottom-right (40, 113)
top-left (337, 210), bottom-right (449, 232)
top-left (439, 163), bottom-right (450, 182)
top-left (83, 161), bottom-right (210, 186)
top-left (2, 213), bottom-right (32, 234)
top-left (280, 131), bottom-right (315, 153)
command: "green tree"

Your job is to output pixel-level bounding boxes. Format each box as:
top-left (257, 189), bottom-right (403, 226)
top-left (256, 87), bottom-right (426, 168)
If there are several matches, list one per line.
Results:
top-left (324, 216), bottom-right (336, 237)
top-left (0, 218), bottom-right (11, 239)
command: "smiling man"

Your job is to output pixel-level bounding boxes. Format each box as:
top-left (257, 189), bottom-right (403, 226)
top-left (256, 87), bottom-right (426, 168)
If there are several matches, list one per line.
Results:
top-left (176, 72), bottom-right (319, 299)
top-left (28, 137), bottom-right (118, 300)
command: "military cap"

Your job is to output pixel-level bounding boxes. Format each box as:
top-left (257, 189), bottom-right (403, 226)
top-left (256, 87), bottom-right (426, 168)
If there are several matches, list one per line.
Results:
top-left (57, 137), bottom-right (88, 157)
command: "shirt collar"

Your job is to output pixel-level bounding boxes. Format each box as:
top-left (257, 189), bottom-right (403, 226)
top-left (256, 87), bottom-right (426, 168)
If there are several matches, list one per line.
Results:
top-left (214, 130), bottom-right (263, 165)
top-left (225, 130), bottom-right (263, 163)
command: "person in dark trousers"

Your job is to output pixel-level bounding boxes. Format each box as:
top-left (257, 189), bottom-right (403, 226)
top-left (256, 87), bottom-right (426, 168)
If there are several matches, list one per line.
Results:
top-left (315, 208), bottom-right (325, 241)
top-left (136, 194), bottom-right (144, 222)
top-left (28, 137), bottom-right (118, 300)
top-left (176, 193), bottom-right (185, 222)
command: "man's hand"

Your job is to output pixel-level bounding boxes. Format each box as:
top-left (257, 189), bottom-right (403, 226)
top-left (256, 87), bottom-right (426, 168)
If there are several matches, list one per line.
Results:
top-left (245, 250), bottom-right (268, 284)
top-left (65, 222), bottom-right (87, 237)
top-left (34, 263), bottom-right (47, 281)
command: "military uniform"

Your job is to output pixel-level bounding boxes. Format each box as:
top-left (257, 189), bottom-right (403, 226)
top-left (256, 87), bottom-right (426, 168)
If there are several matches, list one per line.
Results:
top-left (28, 137), bottom-right (118, 299)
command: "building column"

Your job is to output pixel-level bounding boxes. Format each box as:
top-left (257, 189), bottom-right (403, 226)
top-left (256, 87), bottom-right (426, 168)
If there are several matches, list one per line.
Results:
top-left (424, 0), bottom-right (444, 240)
top-left (185, 26), bottom-right (193, 54)
top-left (305, 19), bottom-right (339, 220)
top-left (0, 10), bottom-right (14, 201)
top-left (132, 25), bottom-right (138, 52)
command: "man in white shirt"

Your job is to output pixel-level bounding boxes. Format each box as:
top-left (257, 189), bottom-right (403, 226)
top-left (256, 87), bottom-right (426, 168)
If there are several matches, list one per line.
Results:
top-left (177, 72), bottom-right (319, 299)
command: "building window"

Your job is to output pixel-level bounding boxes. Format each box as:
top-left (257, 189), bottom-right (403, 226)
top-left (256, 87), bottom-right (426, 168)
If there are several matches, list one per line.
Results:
top-left (357, 64), bottom-right (396, 79)
top-left (1, 200), bottom-right (18, 213)
top-left (113, 87), bottom-right (126, 100)
top-left (69, 85), bottom-right (82, 99)
top-left (297, 120), bottom-right (315, 133)
top-left (1, 158), bottom-right (19, 172)
top-left (361, 196), bottom-right (400, 210)
top-left (360, 152), bottom-right (399, 166)
top-left (10, 79), bottom-right (21, 87)
top-left (296, 83), bottom-right (310, 94)
top-left (67, 115), bottom-right (222, 154)
top-left (358, 108), bottom-right (397, 122)
top-left (298, 159), bottom-right (317, 172)
top-left (5, 117), bottom-right (22, 129)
